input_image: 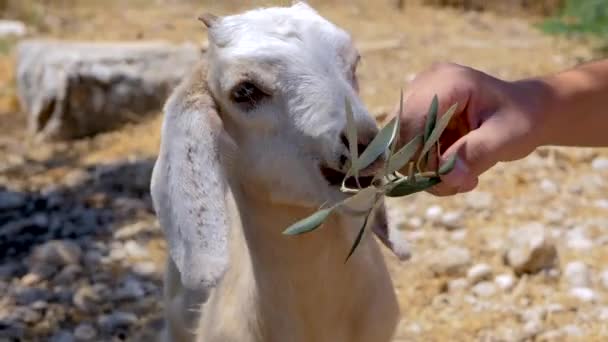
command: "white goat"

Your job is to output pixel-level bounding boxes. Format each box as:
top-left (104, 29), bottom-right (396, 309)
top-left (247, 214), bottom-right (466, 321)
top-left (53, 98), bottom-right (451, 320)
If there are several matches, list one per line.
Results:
top-left (150, 3), bottom-right (410, 341)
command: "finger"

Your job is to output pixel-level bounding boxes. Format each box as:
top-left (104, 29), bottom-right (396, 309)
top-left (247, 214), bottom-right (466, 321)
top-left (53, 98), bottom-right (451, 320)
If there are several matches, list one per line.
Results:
top-left (438, 116), bottom-right (508, 190)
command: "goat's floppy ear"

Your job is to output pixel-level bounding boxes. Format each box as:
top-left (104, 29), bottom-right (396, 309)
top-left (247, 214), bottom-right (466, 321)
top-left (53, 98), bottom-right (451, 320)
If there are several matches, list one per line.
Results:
top-left (372, 203), bottom-right (411, 261)
top-left (198, 13), bottom-right (220, 29)
top-left (151, 63), bottom-right (234, 290)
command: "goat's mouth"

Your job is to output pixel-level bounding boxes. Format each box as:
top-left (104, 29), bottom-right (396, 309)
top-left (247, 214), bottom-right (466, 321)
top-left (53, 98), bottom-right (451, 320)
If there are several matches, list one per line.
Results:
top-left (320, 166), bottom-right (375, 189)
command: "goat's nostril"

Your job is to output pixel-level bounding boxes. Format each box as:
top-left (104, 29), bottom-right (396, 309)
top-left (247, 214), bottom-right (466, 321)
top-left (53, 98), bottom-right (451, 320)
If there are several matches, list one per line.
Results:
top-left (340, 133), bottom-right (349, 150)
top-left (340, 132), bottom-right (370, 155)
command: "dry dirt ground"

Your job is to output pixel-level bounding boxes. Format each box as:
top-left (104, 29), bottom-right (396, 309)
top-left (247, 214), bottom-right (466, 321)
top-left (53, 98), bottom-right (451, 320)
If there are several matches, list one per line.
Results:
top-left (1, 1), bottom-right (608, 341)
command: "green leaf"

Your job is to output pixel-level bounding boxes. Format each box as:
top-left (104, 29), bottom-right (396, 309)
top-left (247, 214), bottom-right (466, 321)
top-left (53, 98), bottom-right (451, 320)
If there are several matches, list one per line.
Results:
top-left (385, 90), bottom-right (404, 177)
top-left (354, 116), bottom-right (399, 173)
top-left (283, 207), bottom-right (333, 235)
top-left (345, 207), bottom-right (373, 262)
top-left (386, 134), bottom-right (423, 175)
top-left (417, 102), bottom-right (459, 170)
top-left (420, 95), bottom-right (438, 170)
top-left (385, 176), bottom-right (441, 197)
top-left (424, 95), bottom-right (438, 143)
top-left (344, 97), bottom-right (359, 184)
top-left (438, 154), bottom-right (458, 175)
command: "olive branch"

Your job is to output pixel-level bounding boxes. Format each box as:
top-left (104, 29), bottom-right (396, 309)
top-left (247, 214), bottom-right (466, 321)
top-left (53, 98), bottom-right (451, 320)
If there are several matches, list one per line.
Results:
top-left (282, 91), bottom-right (459, 261)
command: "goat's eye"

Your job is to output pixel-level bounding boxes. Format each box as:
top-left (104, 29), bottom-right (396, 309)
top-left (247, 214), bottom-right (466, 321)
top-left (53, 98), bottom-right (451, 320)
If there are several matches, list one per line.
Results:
top-left (231, 81), bottom-right (268, 110)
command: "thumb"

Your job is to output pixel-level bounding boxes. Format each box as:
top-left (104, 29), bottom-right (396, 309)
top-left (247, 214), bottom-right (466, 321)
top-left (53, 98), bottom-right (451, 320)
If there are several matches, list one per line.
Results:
top-left (438, 117), bottom-right (507, 193)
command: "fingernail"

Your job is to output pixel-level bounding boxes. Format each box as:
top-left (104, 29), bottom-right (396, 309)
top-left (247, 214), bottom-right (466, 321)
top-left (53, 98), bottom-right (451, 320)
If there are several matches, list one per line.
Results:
top-left (441, 157), bottom-right (469, 189)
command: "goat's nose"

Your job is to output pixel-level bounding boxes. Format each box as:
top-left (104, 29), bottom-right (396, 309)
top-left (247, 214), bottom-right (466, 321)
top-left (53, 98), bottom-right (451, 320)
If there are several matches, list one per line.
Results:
top-left (339, 129), bottom-right (377, 155)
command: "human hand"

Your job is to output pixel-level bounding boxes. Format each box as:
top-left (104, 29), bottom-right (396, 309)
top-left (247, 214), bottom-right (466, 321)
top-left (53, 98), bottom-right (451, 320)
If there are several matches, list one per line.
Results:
top-left (395, 62), bottom-right (548, 196)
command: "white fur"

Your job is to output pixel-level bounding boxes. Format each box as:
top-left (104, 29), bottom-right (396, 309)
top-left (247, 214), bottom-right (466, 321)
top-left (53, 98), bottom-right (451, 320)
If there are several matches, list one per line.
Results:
top-left (151, 3), bottom-right (407, 342)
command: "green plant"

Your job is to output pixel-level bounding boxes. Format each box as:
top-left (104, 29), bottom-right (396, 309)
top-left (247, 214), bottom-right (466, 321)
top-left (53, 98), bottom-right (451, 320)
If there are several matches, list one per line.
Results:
top-left (540, 0), bottom-right (608, 37)
top-left (283, 92), bottom-right (459, 261)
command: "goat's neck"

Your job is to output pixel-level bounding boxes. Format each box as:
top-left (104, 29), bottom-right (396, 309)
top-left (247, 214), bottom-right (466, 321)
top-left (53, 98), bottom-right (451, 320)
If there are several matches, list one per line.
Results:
top-left (229, 189), bottom-right (397, 339)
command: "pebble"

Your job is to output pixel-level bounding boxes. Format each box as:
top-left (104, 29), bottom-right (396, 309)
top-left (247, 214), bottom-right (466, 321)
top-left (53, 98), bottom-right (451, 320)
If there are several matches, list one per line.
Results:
top-left (124, 240), bottom-right (148, 258)
top-left (447, 278), bottom-right (469, 293)
top-left (599, 307), bottom-right (608, 321)
top-left (31, 300), bottom-right (48, 311)
top-left (440, 211), bottom-right (463, 230)
top-left (49, 330), bottom-right (75, 342)
top-left (568, 287), bottom-right (597, 303)
top-left (12, 306), bottom-right (42, 324)
top-left (539, 179), bottom-right (558, 194)
top-left (73, 285), bottom-right (102, 313)
top-left (467, 263), bottom-right (493, 284)
top-left (0, 20), bottom-right (27, 37)
top-left (601, 269), bottom-right (608, 290)
top-left (591, 157), bottom-right (608, 171)
top-left (132, 261), bottom-right (157, 277)
top-left (504, 223), bottom-right (557, 275)
top-left (464, 191), bottom-right (494, 210)
top-left (113, 222), bottom-right (155, 240)
top-left (594, 199), bottom-right (608, 209)
top-left (14, 287), bottom-right (50, 305)
top-left (97, 311), bottom-right (137, 333)
top-left (54, 264), bottom-right (82, 284)
top-left (565, 228), bottom-right (593, 250)
top-left (562, 324), bottom-right (583, 337)
top-left (0, 191), bottom-right (27, 210)
top-left (563, 261), bottom-right (591, 288)
top-left (74, 323), bottom-right (97, 340)
top-left (522, 320), bottom-right (543, 338)
top-left (113, 277), bottom-right (145, 301)
top-left (428, 246), bottom-right (472, 277)
top-left (494, 274), bottom-right (516, 291)
top-left (30, 240), bottom-right (83, 267)
top-left (471, 281), bottom-right (497, 298)
top-left (406, 217), bottom-right (423, 229)
top-left (425, 205), bottom-right (443, 222)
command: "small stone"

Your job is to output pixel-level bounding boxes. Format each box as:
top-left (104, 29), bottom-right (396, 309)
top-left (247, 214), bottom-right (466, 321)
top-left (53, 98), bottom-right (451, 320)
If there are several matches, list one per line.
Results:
top-left (592, 157), bottom-right (608, 171)
top-left (30, 240), bottom-right (82, 267)
top-left (12, 306), bottom-right (42, 324)
top-left (406, 217), bottom-right (423, 229)
top-left (440, 211), bottom-right (463, 230)
top-left (467, 263), bottom-right (493, 284)
top-left (54, 264), bottom-right (82, 284)
top-left (113, 222), bottom-right (155, 240)
top-left (21, 273), bottom-right (43, 286)
top-left (0, 20), bottom-right (27, 37)
top-left (123, 240), bottom-right (147, 258)
top-left (0, 191), bottom-right (27, 210)
top-left (504, 223), bottom-right (558, 275)
top-left (63, 169), bottom-right (90, 187)
top-left (31, 300), bottom-right (48, 311)
top-left (601, 269), bottom-right (608, 290)
top-left (523, 320), bottom-right (543, 338)
top-left (113, 278), bottom-right (145, 301)
top-left (566, 228), bottom-right (594, 250)
top-left (425, 205), bottom-right (443, 221)
top-left (49, 330), bottom-right (75, 342)
top-left (132, 261), bottom-right (156, 277)
top-left (569, 287), bottom-right (597, 303)
top-left (563, 261), bottom-right (591, 288)
top-left (74, 323), bottom-right (97, 340)
top-left (594, 199), bottom-right (608, 209)
top-left (562, 324), bottom-right (583, 337)
top-left (14, 287), bottom-right (50, 305)
top-left (539, 179), bottom-right (558, 194)
top-left (73, 285), bottom-right (102, 313)
top-left (598, 307), bottom-right (608, 321)
top-left (494, 274), bottom-right (515, 291)
top-left (464, 191), bottom-right (493, 210)
top-left (447, 278), bottom-right (469, 293)
top-left (471, 281), bottom-right (497, 298)
top-left (428, 247), bottom-right (472, 277)
top-left (97, 311), bottom-right (137, 333)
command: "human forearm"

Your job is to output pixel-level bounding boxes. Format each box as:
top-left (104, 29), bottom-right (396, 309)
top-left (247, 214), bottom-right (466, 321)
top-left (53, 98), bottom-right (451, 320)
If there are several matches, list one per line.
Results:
top-left (535, 59), bottom-right (608, 147)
